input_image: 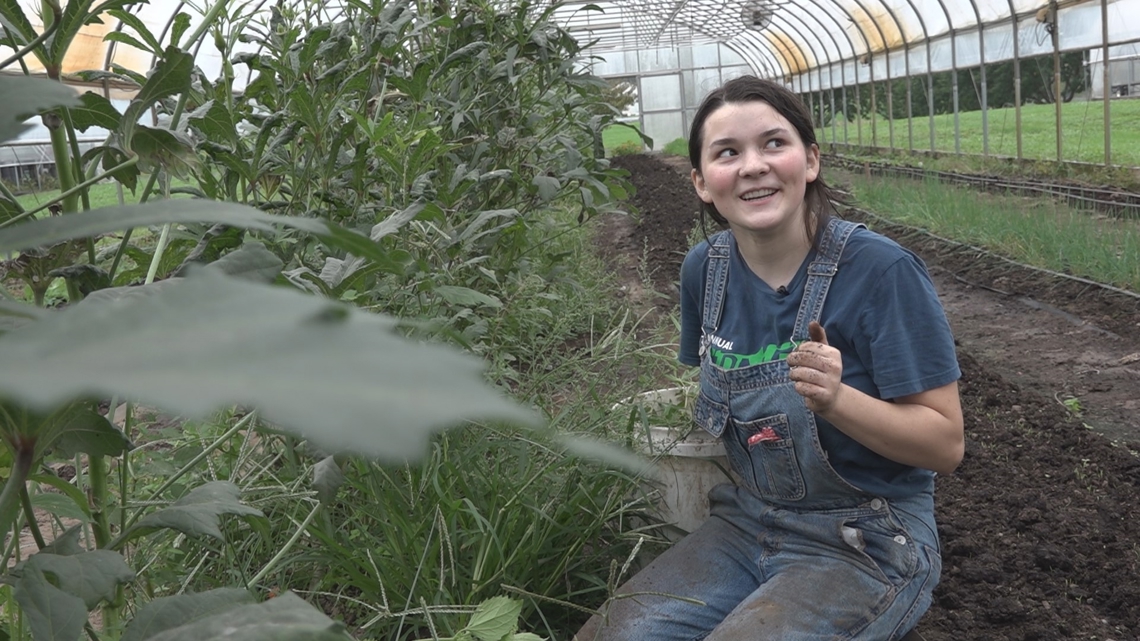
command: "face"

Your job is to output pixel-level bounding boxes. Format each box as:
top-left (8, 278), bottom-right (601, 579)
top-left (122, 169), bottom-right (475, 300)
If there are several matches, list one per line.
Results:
top-left (691, 100), bottom-right (820, 240)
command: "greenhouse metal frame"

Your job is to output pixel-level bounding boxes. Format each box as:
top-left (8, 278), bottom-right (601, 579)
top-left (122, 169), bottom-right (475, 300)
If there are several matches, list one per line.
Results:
top-left (3, 0), bottom-right (1140, 169)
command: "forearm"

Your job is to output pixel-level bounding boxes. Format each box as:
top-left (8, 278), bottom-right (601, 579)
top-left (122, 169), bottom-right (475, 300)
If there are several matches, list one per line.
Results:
top-left (814, 382), bottom-right (964, 475)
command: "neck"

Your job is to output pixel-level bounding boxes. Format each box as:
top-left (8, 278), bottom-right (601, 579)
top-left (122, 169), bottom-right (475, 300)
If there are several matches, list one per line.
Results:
top-left (731, 220), bottom-right (813, 291)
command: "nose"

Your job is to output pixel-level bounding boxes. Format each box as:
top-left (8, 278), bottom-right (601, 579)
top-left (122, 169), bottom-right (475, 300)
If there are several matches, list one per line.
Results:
top-left (738, 148), bottom-right (769, 176)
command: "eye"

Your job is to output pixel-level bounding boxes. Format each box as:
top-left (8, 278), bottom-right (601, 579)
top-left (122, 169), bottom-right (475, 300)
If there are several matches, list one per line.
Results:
top-left (714, 147), bottom-right (737, 158)
top-left (765, 139), bottom-right (786, 149)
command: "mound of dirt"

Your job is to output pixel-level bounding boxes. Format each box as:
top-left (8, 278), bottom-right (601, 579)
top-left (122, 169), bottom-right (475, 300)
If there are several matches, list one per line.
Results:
top-left (600, 153), bottom-right (1140, 641)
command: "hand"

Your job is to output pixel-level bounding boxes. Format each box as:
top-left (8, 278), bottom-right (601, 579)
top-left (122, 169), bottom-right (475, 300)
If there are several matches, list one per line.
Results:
top-left (787, 321), bottom-right (843, 414)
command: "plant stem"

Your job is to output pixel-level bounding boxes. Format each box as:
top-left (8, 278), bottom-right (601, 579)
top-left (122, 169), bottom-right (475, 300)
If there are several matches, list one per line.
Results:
top-left (0, 440), bottom-right (35, 552)
top-left (89, 454), bottom-right (111, 549)
top-left (19, 484), bottom-right (46, 549)
top-left (0, 179), bottom-right (25, 213)
top-left (47, 119), bottom-right (78, 214)
top-left (144, 223), bottom-right (173, 285)
top-left (246, 500), bottom-right (321, 590)
top-left (118, 401), bottom-right (133, 533)
top-left (107, 228), bottom-right (134, 283)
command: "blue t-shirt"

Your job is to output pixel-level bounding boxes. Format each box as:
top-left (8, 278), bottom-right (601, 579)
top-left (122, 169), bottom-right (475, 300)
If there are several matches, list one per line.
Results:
top-left (678, 225), bottom-right (961, 498)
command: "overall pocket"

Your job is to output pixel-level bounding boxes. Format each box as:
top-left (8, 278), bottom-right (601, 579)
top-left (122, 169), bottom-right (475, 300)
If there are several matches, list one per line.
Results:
top-left (693, 391), bottom-right (729, 438)
top-left (839, 510), bottom-right (919, 588)
top-left (726, 414), bottom-right (806, 501)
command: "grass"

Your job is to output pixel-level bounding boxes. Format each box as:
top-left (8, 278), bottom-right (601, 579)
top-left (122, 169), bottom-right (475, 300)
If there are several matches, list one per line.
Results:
top-left (841, 169), bottom-right (1140, 292)
top-left (12, 177), bottom-right (195, 213)
top-left (602, 121), bottom-right (644, 152)
top-left (819, 98), bottom-right (1140, 167)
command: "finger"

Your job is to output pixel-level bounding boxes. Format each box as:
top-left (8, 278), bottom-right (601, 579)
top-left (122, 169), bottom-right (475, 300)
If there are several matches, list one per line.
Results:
top-left (808, 320), bottom-right (828, 345)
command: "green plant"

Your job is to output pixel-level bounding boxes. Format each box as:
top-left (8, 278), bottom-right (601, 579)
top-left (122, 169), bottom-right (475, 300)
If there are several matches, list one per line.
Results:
top-left (610, 141), bottom-right (644, 156)
top-left (662, 138), bottom-right (688, 157)
top-left (413, 596), bottom-right (544, 641)
top-left (843, 171), bottom-right (1140, 291)
top-left (0, 32), bottom-right (543, 641)
top-left (1059, 394), bottom-right (1084, 416)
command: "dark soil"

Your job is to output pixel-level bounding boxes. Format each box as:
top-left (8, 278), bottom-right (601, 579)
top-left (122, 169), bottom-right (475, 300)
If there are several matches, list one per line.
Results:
top-left (598, 153), bottom-right (1140, 641)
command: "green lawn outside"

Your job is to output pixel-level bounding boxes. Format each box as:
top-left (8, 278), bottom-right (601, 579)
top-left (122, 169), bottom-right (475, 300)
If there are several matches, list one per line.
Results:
top-left (818, 98), bottom-right (1140, 166)
top-left (14, 179), bottom-right (194, 212)
top-left (602, 121), bottom-right (644, 151)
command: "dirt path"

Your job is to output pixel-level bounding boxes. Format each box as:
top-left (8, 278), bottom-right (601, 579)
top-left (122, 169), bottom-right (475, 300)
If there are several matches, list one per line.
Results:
top-left (599, 153), bottom-right (1140, 641)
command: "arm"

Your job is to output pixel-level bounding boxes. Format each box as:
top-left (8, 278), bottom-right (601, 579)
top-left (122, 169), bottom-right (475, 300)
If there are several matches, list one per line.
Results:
top-left (787, 321), bottom-right (965, 475)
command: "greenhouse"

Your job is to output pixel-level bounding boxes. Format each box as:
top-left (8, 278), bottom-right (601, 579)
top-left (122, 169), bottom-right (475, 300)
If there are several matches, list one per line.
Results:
top-left (2, 1), bottom-right (1140, 640)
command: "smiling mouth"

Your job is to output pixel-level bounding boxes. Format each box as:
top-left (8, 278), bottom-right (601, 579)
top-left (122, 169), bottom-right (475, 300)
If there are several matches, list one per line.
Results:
top-left (740, 188), bottom-right (777, 201)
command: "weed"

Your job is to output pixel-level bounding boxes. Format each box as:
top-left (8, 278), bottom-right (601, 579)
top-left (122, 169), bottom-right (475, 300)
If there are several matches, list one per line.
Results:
top-left (610, 141), bottom-right (646, 156)
top-left (662, 138), bottom-right (688, 157)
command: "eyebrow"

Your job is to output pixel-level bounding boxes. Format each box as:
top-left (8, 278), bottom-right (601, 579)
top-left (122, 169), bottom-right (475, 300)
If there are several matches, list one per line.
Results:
top-left (707, 127), bottom-right (790, 148)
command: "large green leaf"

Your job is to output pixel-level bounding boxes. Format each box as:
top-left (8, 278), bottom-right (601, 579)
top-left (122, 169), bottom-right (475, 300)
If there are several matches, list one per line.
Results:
top-left (0, 299), bottom-right (46, 334)
top-left (69, 92), bottom-right (123, 132)
top-left (0, 199), bottom-right (398, 272)
top-left (466, 597), bottom-right (523, 641)
top-left (123, 481), bottom-right (264, 542)
top-left (13, 567), bottom-right (86, 641)
top-left (312, 456), bottom-right (345, 505)
top-left (132, 125), bottom-right (200, 176)
top-left (186, 99), bottom-right (237, 147)
top-left (208, 242), bottom-right (283, 282)
top-left (0, 269), bottom-right (538, 459)
top-left (49, 407), bottom-right (132, 458)
top-left (122, 588), bottom-right (257, 641)
top-left (0, 0), bottom-right (39, 49)
top-left (18, 550), bottom-right (136, 610)
top-left (142, 592), bottom-right (350, 641)
top-left (30, 492), bottom-right (91, 523)
top-left (0, 76), bottom-right (80, 143)
top-left (434, 285), bottom-right (502, 309)
top-left (0, 200), bottom-right (322, 252)
top-left (121, 47), bottom-right (194, 144)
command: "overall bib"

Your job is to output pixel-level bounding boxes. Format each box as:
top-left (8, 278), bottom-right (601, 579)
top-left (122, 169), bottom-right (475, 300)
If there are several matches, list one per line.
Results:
top-left (579, 219), bottom-right (942, 641)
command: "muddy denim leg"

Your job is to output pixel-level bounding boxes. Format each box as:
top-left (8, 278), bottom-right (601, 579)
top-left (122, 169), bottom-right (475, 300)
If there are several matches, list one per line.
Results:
top-left (705, 498), bottom-right (942, 641)
top-left (574, 485), bottom-right (766, 641)
top-left (705, 544), bottom-right (940, 641)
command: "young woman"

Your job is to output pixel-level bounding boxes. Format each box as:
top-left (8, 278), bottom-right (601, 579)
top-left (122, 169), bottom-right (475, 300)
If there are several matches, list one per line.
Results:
top-left (576, 76), bottom-right (964, 640)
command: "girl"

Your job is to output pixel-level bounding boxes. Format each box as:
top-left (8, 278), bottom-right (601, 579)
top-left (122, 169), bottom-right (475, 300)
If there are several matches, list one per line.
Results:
top-left (576, 76), bottom-right (964, 640)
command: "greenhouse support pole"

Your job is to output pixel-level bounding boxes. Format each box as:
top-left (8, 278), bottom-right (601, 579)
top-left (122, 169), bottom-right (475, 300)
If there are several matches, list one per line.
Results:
top-left (979, 26), bottom-right (989, 157)
top-left (906, 44), bottom-right (914, 154)
top-left (831, 84), bottom-right (839, 148)
top-left (952, 33), bottom-right (961, 154)
top-left (869, 56), bottom-right (878, 149)
top-left (1011, 8), bottom-right (1023, 159)
top-left (843, 84), bottom-right (850, 145)
top-left (1051, 0), bottom-right (1063, 162)
top-left (1102, 0), bottom-right (1111, 165)
top-left (963, 0), bottom-right (988, 157)
top-left (927, 45), bottom-right (936, 152)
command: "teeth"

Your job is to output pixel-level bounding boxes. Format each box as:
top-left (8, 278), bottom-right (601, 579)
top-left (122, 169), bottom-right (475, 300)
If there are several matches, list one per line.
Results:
top-left (741, 189), bottom-right (776, 200)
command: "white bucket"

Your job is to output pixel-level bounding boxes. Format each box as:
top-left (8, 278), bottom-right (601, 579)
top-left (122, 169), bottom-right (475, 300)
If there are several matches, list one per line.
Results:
top-left (615, 387), bottom-right (734, 539)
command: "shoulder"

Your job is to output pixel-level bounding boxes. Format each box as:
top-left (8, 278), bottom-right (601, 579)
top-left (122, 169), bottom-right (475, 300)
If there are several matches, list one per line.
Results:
top-left (680, 233), bottom-right (725, 279)
top-left (837, 225), bottom-right (930, 282)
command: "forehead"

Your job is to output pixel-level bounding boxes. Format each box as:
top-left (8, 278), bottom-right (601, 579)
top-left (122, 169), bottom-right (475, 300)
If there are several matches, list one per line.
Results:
top-left (701, 100), bottom-right (799, 142)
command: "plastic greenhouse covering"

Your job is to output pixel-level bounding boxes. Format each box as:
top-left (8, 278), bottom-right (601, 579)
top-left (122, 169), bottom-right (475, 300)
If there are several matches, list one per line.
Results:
top-left (3, 0), bottom-right (1140, 160)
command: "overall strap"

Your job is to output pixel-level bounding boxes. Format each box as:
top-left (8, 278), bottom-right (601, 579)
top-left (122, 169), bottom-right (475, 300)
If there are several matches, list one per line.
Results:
top-left (791, 218), bottom-right (865, 342)
top-left (699, 230), bottom-right (734, 358)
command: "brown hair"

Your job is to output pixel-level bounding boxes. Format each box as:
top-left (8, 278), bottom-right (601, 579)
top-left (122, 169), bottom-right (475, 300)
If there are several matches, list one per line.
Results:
top-left (688, 75), bottom-right (841, 244)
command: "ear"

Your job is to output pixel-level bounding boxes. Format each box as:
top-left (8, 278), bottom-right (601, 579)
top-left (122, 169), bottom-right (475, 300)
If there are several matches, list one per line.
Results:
top-left (805, 143), bottom-right (821, 183)
top-left (691, 168), bottom-right (714, 204)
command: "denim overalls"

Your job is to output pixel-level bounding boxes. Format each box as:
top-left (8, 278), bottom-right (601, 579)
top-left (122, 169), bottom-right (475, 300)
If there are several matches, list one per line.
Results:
top-left (578, 219), bottom-right (943, 641)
